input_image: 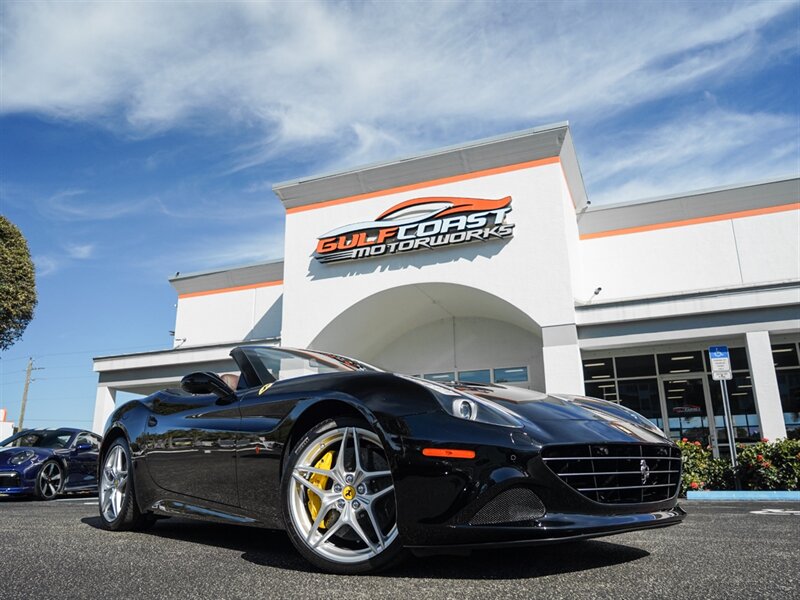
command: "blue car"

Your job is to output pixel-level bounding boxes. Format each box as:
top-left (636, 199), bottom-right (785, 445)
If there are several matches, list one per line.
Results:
top-left (0, 428), bottom-right (102, 500)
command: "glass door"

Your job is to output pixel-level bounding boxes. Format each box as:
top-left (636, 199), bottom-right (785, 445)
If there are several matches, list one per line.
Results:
top-left (661, 376), bottom-right (719, 457)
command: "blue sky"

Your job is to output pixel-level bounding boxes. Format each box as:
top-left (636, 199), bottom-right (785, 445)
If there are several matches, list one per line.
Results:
top-left (1, 1), bottom-right (798, 431)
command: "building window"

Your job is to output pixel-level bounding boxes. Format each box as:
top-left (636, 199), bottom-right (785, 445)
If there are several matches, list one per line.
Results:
top-left (773, 343), bottom-right (800, 439)
top-left (582, 346), bottom-right (756, 449)
top-left (585, 381), bottom-right (617, 402)
top-left (707, 374), bottom-right (761, 443)
top-left (582, 358), bottom-right (614, 380)
top-left (494, 367), bottom-right (528, 383)
top-left (656, 351), bottom-right (705, 375)
top-left (424, 372), bottom-right (454, 382)
top-left (617, 378), bottom-right (662, 430)
top-left (615, 354), bottom-right (656, 378)
top-left (458, 369), bottom-right (491, 384)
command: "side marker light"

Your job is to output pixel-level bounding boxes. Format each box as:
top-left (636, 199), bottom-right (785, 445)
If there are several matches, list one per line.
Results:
top-left (422, 448), bottom-right (476, 459)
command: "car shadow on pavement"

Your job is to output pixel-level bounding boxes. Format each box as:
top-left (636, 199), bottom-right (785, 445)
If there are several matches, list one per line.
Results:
top-left (81, 516), bottom-right (649, 579)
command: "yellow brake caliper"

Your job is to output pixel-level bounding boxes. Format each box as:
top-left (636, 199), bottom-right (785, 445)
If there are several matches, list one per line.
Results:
top-left (307, 450), bottom-right (334, 529)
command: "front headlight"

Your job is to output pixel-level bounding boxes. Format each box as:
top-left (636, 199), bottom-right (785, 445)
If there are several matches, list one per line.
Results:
top-left (405, 376), bottom-right (523, 428)
top-left (10, 450), bottom-right (35, 465)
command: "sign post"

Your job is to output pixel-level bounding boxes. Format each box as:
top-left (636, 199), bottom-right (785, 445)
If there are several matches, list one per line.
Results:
top-left (708, 346), bottom-right (738, 473)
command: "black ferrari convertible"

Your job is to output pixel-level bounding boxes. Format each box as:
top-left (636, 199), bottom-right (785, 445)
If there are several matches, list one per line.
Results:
top-left (98, 346), bottom-right (684, 573)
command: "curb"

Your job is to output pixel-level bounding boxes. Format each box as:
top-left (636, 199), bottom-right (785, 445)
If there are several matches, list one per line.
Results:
top-left (686, 490), bottom-right (800, 501)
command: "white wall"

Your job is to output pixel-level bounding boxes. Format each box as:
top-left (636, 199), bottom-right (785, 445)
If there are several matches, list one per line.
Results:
top-left (281, 161), bottom-right (580, 350)
top-left (734, 210), bottom-right (800, 284)
top-left (577, 209), bottom-right (800, 301)
top-left (173, 285), bottom-right (283, 347)
top-left (370, 316), bottom-right (546, 390)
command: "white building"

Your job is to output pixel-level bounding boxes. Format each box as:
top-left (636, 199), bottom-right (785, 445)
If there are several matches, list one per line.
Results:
top-left (93, 123), bottom-right (800, 455)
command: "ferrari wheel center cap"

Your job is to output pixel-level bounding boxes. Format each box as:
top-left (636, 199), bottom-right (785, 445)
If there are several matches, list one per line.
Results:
top-left (342, 485), bottom-right (356, 501)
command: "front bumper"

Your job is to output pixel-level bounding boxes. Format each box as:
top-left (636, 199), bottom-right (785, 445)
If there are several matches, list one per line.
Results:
top-left (407, 506), bottom-right (685, 552)
top-left (391, 412), bottom-right (684, 548)
top-left (0, 469), bottom-right (35, 496)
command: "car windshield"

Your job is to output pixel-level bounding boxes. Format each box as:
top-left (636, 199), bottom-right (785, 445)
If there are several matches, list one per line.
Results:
top-left (240, 347), bottom-right (380, 385)
top-left (0, 430), bottom-right (74, 449)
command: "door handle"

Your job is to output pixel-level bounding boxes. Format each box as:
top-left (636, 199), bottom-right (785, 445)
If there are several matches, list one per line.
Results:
top-left (147, 416), bottom-right (158, 427)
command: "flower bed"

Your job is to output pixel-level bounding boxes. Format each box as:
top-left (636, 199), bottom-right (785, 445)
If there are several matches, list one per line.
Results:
top-left (677, 438), bottom-right (800, 496)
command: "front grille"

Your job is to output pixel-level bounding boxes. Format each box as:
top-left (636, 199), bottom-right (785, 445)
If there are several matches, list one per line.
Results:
top-left (0, 471), bottom-right (21, 487)
top-left (542, 443), bottom-right (681, 504)
top-left (469, 488), bottom-right (546, 525)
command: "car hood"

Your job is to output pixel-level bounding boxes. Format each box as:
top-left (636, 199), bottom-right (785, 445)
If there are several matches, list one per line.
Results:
top-left (0, 446), bottom-right (56, 466)
top-left (449, 382), bottom-right (669, 445)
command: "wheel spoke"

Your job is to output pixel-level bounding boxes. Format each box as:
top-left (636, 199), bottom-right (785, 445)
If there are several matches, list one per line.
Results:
top-left (364, 504), bottom-right (386, 548)
top-left (311, 518), bottom-right (344, 549)
top-left (334, 427), bottom-right (349, 472)
top-left (115, 447), bottom-right (124, 475)
top-left (351, 427), bottom-right (362, 472)
top-left (50, 473), bottom-right (61, 482)
top-left (294, 465), bottom-right (335, 479)
top-left (112, 490), bottom-right (122, 516)
top-left (306, 500), bottom-right (334, 542)
top-left (101, 491), bottom-right (112, 515)
top-left (369, 484), bottom-right (394, 501)
top-left (292, 471), bottom-right (326, 493)
top-left (348, 514), bottom-right (378, 553)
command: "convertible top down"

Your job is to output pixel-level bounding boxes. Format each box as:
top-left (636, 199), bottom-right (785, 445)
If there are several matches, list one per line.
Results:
top-left (98, 345), bottom-right (684, 573)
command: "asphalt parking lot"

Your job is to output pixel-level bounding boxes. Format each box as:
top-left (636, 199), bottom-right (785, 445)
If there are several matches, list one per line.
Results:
top-left (1, 497), bottom-right (798, 600)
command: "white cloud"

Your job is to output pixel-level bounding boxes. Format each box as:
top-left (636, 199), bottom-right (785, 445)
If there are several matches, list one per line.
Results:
top-left (3, 3), bottom-right (795, 150)
top-left (161, 229), bottom-right (285, 274)
top-left (2, 1), bottom-right (798, 201)
top-left (585, 106), bottom-right (800, 204)
top-left (64, 243), bottom-right (94, 259)
top-left (32, 255), bottom-right (59, 276)
top-left (39, 189), bottom-right (151, 221)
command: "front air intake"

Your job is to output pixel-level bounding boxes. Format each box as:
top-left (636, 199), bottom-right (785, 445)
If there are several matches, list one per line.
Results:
top-left (469, 487), bottom-right (546, 525)
top-left (542, 443), bottom-right (681, 504)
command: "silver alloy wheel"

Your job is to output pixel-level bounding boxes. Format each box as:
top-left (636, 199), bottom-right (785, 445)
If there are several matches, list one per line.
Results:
top-left (289, 426), bottom-right (398, 564)
top-left (100, 445), bottom-right (128, 522)
top-left (39, 462), bottom-right (62, 499)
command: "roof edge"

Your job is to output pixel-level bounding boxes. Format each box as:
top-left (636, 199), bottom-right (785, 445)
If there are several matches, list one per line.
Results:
top-left (272, 121), bottom-right (570, 193)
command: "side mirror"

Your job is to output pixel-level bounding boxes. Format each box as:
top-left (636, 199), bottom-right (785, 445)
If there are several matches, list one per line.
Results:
top-left (75, 442), bottom-right (92, 453)
top-left (181, 372), bottom-right (234, 401)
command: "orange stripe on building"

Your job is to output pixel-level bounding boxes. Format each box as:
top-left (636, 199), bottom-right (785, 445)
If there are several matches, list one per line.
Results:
top-left (178, 279), bottom-right (283, 299)
top-left (285, 156), bottom-right (561, 214)
top-left (580, 202), bottom-right (800, 240)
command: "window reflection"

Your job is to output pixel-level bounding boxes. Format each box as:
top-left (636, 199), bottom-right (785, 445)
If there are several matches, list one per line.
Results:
top-left (707, 375), bottom-right (761, 444)
top-left (494, 367), bottom-right (528, 383)
top-left (424, 372), bottom-right (454, 382)
top-left (458, 369), bottom-right (491, 384)
top-left (657, 351), bottom-right (705, 375)
top-left (617, 379), bottom-right (662, 430)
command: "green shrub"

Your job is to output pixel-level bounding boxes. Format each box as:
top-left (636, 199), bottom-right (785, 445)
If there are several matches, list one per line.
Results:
top-left (736, 439), bottom-right (800, 491)
top-left (676, 438), bottom-right (800, 495)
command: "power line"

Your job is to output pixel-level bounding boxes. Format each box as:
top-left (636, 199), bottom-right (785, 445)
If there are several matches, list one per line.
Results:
top-left (2, 342), bottom-right (166, 362)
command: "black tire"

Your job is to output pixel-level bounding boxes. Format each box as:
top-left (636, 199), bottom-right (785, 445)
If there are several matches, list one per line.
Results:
top-left (98, 437), bottom-right (155, 531)
top-left (35, 460), bottom-right (64, 500)
top-left (282, 417), bottom-right (406, 574)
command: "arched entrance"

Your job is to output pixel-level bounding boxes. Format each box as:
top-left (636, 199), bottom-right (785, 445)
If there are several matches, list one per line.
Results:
top-left (309, 283), bottom-right (545, 389)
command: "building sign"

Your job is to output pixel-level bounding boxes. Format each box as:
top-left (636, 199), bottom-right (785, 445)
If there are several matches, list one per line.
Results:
top-left (314, 196), bottom-right (515, 264)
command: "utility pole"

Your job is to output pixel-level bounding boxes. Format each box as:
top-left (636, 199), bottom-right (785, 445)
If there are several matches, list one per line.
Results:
top-left (18, 358), bottom-right (36, 431)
